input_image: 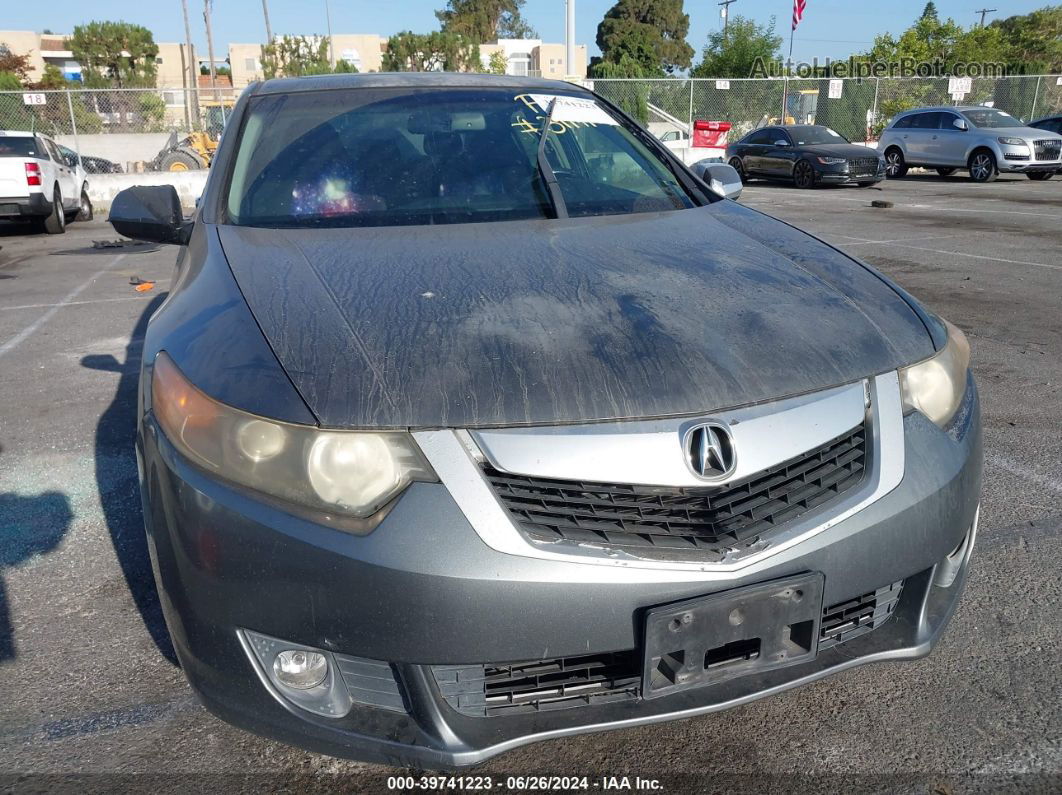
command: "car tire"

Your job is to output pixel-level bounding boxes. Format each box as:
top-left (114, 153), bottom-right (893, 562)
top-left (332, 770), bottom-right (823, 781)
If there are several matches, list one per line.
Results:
top-left (1027, 171), bottom-right (1053, 181)
top-left (936, 167), bottom-right (957, 177)
top-left (77, 187), bottom-right (93, 221)
top-left (36, 188), bottom-right (66, 234)
top-left (728, 157), bottom-right (747, 183)
top-left (793, 160), bottom-right (816, 189)
top-left (884, 148), bottom-right (907, 178)
top-left (968, 150), bottom-right (998, 183)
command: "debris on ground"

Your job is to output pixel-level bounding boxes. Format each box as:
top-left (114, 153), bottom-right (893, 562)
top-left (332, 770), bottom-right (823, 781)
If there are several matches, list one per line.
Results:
top-left (93, 239), bottom-right (148, 249)
top-left (871, 200), bottom-right (894, 208)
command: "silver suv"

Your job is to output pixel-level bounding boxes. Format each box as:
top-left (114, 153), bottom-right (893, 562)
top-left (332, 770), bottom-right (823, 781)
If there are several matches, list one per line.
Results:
top-left (879, 106), bottom-right (1062, 182)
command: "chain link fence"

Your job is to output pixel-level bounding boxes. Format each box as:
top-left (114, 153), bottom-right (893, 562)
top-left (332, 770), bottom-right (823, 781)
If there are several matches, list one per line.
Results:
top-left (0, 88), bottom-right (233, 173)
top-left (593, 75), bottom-right (1062, 143)
top-left (1, 78), bottom-right (1059, 173)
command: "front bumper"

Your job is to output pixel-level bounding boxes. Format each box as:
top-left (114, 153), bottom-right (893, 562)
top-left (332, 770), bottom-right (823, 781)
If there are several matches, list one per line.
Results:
top-left (139, 380), bottom-right (981, 768)
top-left (814, 161), bottom-right (886, 184)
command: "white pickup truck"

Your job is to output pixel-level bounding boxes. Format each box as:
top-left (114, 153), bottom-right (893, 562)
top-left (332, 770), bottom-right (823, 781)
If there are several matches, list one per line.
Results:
top-left (0, 130), bottom-right (91, 233)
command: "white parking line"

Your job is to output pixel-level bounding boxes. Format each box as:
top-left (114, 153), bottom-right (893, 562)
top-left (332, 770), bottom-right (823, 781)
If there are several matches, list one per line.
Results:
top-left (0, 254), bottom-right (126, 358)
top-left (0, 295), bottom-right (155, 313)
top-left (837, 240), bottom-right (1062, 272)
top-left (987, 453), bottom-right (1062, 495)
top-left (831, 233), bottom-right (963, 246)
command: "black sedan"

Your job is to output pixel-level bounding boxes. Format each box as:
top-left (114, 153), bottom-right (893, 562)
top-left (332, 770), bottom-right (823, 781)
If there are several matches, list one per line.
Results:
top-left (727, 125), bottom-right (886, 188)
top-left (1028, 115), bottom-right (1062, 176)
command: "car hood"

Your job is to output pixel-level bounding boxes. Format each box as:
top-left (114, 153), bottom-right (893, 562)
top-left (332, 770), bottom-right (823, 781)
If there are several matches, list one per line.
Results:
top-left (217, 202), bottom-right (934, 429)
top-left (980, 125), bottom-right (1061, 138)
top-left (797, 143), bottom-right (882, 159)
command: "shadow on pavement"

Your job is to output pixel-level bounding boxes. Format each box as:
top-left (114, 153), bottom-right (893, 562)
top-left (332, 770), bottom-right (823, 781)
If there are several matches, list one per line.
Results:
top-left (82, 292), bottom-right (178, 665)
top-left (0, 490), bottom-right (74, 660)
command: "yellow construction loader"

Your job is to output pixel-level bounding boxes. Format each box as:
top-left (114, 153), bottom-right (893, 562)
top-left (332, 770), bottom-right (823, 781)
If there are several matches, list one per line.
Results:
top-left (152, 100), bottom-right (234, 171)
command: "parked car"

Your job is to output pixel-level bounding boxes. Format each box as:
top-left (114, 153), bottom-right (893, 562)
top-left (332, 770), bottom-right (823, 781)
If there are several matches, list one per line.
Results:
top-left (108, 73), bottom-right (981, 768)
top-left (1028, 115), bottom-right (1062, 176)
top-left (80, 153), bottom-right (124, 174)
top-left (0, 130), bottom-right (91, 232)
top-left (880, 106), bottom-right (1062, 182)
top-left (726, 125), bottom-right (886, 188)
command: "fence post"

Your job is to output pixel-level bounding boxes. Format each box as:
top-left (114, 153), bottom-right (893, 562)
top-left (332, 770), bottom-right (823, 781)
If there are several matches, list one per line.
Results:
top-left (871, 77), bottom-right (880, 138)
top-left (65, 89), bottom-right (82, 168)
top-left (688, 79), bottom-right (694, 133)
top-left (781, 76), bottom-right (788, 122)
top-left (1030, 75), bottom-right (1042, 121)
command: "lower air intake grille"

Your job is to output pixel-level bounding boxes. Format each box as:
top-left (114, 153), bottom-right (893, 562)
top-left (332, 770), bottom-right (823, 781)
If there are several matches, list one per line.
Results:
top-left (433, 651), bottom-right (641, 717)
top-left (819, 580), bottom-right (903, 650)
top-left (484, 423), bottom-right (867, 561)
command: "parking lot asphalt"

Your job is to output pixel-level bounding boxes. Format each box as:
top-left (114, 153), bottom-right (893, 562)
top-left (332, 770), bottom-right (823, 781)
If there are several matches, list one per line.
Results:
top-left (0, 173), bottom-right (1060, 792)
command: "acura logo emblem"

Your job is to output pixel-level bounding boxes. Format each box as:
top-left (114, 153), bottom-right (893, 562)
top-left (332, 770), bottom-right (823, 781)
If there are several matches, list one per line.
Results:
top-left (686, 424), bottom-right (737, 479)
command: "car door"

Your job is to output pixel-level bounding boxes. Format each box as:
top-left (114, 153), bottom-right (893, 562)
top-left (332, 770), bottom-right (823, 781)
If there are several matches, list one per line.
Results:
top-left (929, 112), bottom-right (966, 165)
top-left (739, 129), bottom-right (774, 175)
top-left (761, 129), bottom-right (796, 177)
top-left (43, 138), bottom-right (78, 209)
top-left (903, 112), bottom-right (941, 164)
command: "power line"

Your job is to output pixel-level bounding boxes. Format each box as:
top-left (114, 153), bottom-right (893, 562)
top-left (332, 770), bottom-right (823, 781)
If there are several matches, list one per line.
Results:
top-left (718, 0), bottom-right (738, 42)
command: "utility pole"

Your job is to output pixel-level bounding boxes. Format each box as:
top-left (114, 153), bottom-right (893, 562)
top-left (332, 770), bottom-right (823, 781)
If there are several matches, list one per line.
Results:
top-left (718, 0), bottom-right (738, 42)
top-left (325, 0), bottom-right (336, 70)
top-left (261, 0), bottom-right (274, 43)
top-left (180, 0), bottom-right (199, 129)
top-left (203, 0), bottom-right (219, 104)
top-left (565, 0), bottom-right (576, 78)
top-left (975, 7), bottom-right (996, 26)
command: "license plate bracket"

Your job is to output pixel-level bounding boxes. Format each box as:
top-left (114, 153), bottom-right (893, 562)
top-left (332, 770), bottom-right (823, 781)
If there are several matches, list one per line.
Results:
top-left (642, 572), bottom-right (824, 699)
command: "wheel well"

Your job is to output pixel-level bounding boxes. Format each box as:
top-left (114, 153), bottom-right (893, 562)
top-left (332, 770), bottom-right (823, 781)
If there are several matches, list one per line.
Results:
top-left (968, 146), bottom-right (995, 163)
top-left (884, 145), bottom-right (903, 157)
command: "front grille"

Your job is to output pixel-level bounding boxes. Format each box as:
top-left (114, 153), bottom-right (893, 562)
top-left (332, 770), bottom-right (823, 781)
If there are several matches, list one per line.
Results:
top-left (849, 157), bottom-right (880, 176)
top-left (433, 651), bottom-right (641, 717)
top-left (1034, 139), bottom-right (1061, 161)
top-left (484, 423), bottom-right (867, 560)
top-left (819, 580), bottom-right (903, 650)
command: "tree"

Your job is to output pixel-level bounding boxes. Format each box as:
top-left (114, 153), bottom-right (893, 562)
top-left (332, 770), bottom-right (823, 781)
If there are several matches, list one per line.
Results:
top-left (382, 31), bottom-right (479, 72)
top-left (261, 35), bottom-right (358, 78)
top-left (920, 2), bottom-right (939, 22)
top-left (990, 6), bottom-right (1062, 73)
top-left (0, 71), bottom-right (21, 91)
top-left (436, 0), bottom-right (537, 42)
top-left (33, 64), bottom-right (69, 89)
top-left (589, 55), bottom-right (650, 122)
top-left (596, 0), bottom-right (694, 75)
top-left (691, 15), bottom-right (782, 78)
top-left (487, 50), bottom-right (508, 74)
top-left (68, 21), bottom-right (158, 88)
top-left (0, 44), bottom-right (33, 84)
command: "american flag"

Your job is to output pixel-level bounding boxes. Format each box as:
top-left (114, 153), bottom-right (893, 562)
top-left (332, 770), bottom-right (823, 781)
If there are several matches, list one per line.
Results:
top-left (792, 0), bottom-right (807, 30)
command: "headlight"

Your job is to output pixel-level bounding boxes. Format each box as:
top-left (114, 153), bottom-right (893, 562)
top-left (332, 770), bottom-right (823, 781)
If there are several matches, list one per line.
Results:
top-left (151, 352), bottom-right (436, 531)
top-left (898, 319), bottom-right (971, 427)
top-left (997, 137), bottom-right (1027, 147)
top-left (816, 156), bottom-right (847, 165)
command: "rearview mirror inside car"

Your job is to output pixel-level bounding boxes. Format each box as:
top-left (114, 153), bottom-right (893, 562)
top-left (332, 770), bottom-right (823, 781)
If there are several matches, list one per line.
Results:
top-left (108, 185), bottom-right (192, 245)
top-left (953, 118), bottom-right (968, 131)
top-left (774, 140), bottom-right (790, 146)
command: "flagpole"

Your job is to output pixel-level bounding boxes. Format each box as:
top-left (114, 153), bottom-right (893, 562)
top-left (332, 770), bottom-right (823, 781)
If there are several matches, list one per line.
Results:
top-left (782, 24), bottom-right (794, 121)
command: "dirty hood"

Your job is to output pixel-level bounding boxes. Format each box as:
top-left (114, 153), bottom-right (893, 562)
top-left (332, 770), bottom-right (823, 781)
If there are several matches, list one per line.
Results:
top-left (217, 202), bottom-right (934, 429)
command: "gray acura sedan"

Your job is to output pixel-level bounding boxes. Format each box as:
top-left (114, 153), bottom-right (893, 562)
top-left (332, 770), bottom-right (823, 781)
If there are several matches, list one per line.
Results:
top-left (110, 74), bottom-right (981, 768)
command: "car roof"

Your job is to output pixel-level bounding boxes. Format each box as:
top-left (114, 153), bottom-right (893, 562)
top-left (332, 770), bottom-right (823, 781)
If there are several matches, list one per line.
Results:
top-left (0, 130), bottom-right (41, 137)
top-left (779, 124), bottom-right (830, 131)
top-left (251, 72), bottom-right (591, 96)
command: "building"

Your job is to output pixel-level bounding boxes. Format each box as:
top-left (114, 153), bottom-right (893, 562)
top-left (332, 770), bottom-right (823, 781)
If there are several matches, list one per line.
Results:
top-left (479, 39), bottom-right (587, 78)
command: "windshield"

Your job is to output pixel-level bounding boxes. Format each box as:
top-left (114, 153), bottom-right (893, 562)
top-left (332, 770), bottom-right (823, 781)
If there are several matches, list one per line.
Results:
top-left (788, 127), bottom-right (849, 145)
top-left (225, 87), bottom-right (699, 228)
top-left (961, 108), bottom-right (1024, 128)
top-left (0, 136), bottom-right (41, 158)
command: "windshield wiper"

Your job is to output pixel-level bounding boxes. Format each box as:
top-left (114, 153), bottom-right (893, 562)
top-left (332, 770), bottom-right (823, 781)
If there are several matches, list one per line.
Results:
top-left (536, 98), bottom-right (569, 219)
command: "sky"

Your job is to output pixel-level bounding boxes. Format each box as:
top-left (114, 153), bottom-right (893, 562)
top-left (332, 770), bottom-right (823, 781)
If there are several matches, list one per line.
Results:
top-left (2, 0), bottom-right (1051, 68)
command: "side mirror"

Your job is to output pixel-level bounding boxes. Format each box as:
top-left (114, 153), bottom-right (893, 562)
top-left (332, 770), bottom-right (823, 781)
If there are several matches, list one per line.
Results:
top-left (108, 185), bottom-right (191, 245)
top-left (774, 139), bottom-right (790, 146)
top-left (697, 162), bottom-right (743, 200)
top-left (953, 118), bottom-right (968, 131)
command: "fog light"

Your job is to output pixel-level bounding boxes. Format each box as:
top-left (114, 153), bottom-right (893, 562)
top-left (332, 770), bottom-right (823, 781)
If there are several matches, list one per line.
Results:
top-left (273, 649), bottom-right (328, 689)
